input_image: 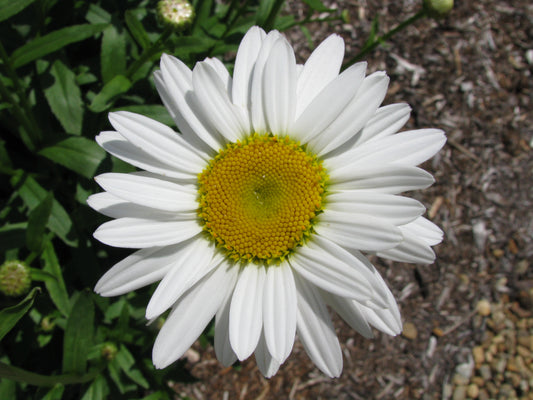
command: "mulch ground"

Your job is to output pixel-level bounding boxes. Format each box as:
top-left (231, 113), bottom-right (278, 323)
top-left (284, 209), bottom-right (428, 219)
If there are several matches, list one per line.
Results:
top-left (170, 1), bottom-right (533, 398)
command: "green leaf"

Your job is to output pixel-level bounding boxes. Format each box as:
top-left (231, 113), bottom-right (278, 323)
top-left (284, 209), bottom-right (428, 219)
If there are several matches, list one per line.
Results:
top-left (85, 4), bottom-right (111, 24)
top-left (0, 377), bottom-right (16, 399)
top-left (39, 137), bottom-right (105, 179)
top-left (10, 23), bottom-right (108, 69)
top-left (41, 241), bottom-right (70, 317)
top-left (0, 287), bottom-right (40, 341)
top-left (0, 0), bottom-right (35, 22)
top-left (26, 192), bottom-right (53, 252)
top-left (41, 384), bottom-right (65, 400)
top-left (101, 25), bottom-right (127, 84)
top-left (81, 375), bottom-right (109, 400)
top-left (62, 291), bottom-right (94, 374)
top-left (89, 75), bottom-right (132, 112)
top-left (125, 10), bottom-right (150, 49)
top-left (115, 346), bottom-right (148, 389)
top-left (43, 60), bottom-right (84, 135)
top-left (112, 105), bottom-right (174, 126)
top-left (0, 361), bottom-right (99, 386)
top-left (11, 172), bottom-right (77, 246)
top-left (301, 0), bottom-right (335, 12)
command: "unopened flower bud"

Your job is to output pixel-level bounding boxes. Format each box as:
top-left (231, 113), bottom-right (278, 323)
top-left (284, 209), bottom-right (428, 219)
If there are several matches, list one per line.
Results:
top-left (423, 0), bottom-right (454, 18)
top-left (0, 260), bottom-right (31, 297)
top-left (157, 0), bottom-right (195, 31)
top-left (101, 342), bottom-right (118, 361)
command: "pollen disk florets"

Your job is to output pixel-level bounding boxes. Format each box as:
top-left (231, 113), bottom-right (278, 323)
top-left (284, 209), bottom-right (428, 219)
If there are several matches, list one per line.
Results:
top-left (198, 134), bottom-right (328, 263)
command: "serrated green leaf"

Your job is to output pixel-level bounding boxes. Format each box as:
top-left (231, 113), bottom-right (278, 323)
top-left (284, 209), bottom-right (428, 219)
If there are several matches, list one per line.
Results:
top-left (125, 10), bottom-right (150, 49)
top-left (89, 75), bottom-right (132, 112)
top-left (42, 60), bottom-right (84, 135)
top-left (26, 192), bottom-right (52, 252)
top-left (0, 287), bottom-right (40, 341)
top-left (11, 172), bottom-right (77, 246)
top-left (62, 291), bottom-right (94, 374)
top-left (101, 25), bottom-right (127, 83)
top-left (10, 23), bottom-right (108, 69)
top-left (41, 241), bottom-right (70, 317)
top-left (39, 137), bottom-right (105, 179)
top-left (81, 375), bottom-right (109, 400)
top-left (115, 346), bottom-right (148, 388)
top-left (0, 0), bottom-right (35, 22)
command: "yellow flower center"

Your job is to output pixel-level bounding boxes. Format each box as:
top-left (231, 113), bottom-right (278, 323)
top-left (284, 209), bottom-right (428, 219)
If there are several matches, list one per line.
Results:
top-left (198, 134), bottom-right (328, 264)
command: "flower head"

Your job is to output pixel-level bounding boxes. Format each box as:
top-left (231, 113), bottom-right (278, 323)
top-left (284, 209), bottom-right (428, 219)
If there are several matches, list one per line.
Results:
top-left (90, 26), bottom-right (446, 377)
top-left (0, 260), bottom-right (31, 297)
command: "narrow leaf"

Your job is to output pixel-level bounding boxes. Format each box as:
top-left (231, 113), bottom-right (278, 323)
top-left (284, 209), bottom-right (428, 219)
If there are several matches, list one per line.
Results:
top-left (11, 172), bottom-right (77, 246)
top-left (112, 105), bottom-right (174, 126)
top-left (11, 23), bottom-right (108, 69)
top-left (0, 287), bottom-right (40, 341)
top-left (124, 10), bottom-right (150, 49)
top-left (39, 137), bottom-right (105, 179)
top-left (0, 0), bottom-right (35, 22)
top-left (0, 361), bottom-right (98, 386)
top-left (26, 192), bottom-right (53, 252)
top-left (302, 0), bottom-right (335, 12)
top-left (89, 75), bottom-right (132, 112)
top-left (41, 384), bottom-right (65, 400)
top-left (62, 291), bottom-right (94, 374)
top-left (101, 25), bottom-right (126, 83)
top-left (81, 375), bottom-right (109, 400)
top-left (43, 60), bottom-right (84, 135)
top-left (41, 241), bottom-right (70, 317)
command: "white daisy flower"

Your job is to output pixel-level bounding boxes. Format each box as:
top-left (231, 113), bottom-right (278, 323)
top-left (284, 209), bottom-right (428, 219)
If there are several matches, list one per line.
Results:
top-left (89, 26), bottom-right (446, 378)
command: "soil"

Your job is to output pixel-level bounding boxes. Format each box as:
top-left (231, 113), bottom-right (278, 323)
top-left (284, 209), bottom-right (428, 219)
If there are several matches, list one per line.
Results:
top-left (171, 0), bottom-right (533, 398)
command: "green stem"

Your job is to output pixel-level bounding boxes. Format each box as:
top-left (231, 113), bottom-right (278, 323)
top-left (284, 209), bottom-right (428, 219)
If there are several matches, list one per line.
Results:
top-left (125, 26), bottom-right (173, 79)
top-left (343, 9), bottom-right (427, 69)
top-left (0, 41), bottom-right (42, 144)
top-left (0, 362), bottom-right (100, 387)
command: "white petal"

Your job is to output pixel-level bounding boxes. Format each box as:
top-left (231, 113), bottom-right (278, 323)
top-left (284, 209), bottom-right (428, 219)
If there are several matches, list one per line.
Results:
top-left (292, 62), bottom-right (366, 143)
top-left (262, 263), bottom-right (297, 363)
top-left (96, 131), bottom-right (197, 180)
top-left (250, 30), bottom-right (282, 134)
top-left (330, 129), bottom-right (446, 168)
top-left (159, 54), bottom-right (225, 151)
top-left (153, 263), bottom-right (238, 368)
top-left (146, 238), bottom-right (219, 319)
top-left (296, 34), bottom-right (345, 118)
top-left (376, 228), bottom-right (437, 264)
top-left (326, 191), bottom-right (425, 225)
top-left (310, 71), bottom-right (389, 156)
top-left (262, 38), bottom-right (296, 135)
top-left (94, 173), bottom-right (197, 212)
top-left (255, 331), bottom-right (281, 378)
top-left (316, 210), bottom-right (402, 252)
top-left (203, 57), bottom-right (231, 93)
top-left (232, 26), bottom-right (266, 111)
top-left (94, 244), bottom-right (188, 296)
top-left (88, 192), bottom-right (176, 219)
top-left (355, 103), bottom-right (411, 145)
top-left (93, 217), bottom-right (201, 248)
top-left (403, 216), bottom-right (444, 246)
top-left (215, 288), bottom-right (238, 367)
top-left (328, 165), bottom-right (435, 194)
top-left (294, 272), bottom-right (342, 378)
top-left (229, 265), bottom-right (266, 360)
top-left (320, 291), bottom-right (374, 338)
top-left (193, 62), bottom-right (248, 142)
top-left (108, 111), bottom-right (206, 171)
top-left (291, 235), bottom-right (388, 306)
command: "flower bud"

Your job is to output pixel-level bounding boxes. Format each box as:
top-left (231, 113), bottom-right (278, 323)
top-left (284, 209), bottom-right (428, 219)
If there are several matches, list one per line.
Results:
top-left (423, 0), bottom-right (454, 18)
top-left (0, 260), bottom-right (31, 297)
top-left (101, 342), bottom-right (118, 361)
top-left (157, 0), bottom-right (195, 31)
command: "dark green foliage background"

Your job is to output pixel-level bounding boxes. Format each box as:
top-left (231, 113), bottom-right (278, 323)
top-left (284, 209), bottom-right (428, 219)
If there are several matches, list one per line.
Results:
top-left (0, 0), bottom-right (343, 398)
